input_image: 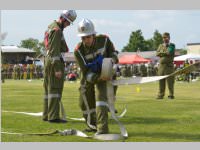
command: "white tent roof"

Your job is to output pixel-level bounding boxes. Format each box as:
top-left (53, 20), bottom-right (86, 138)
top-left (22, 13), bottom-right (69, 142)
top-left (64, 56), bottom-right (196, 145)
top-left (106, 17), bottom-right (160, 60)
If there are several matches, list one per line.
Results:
top-left (1, 46), bottom-right (35, 53)
top-left (174, 54), bottom-right (200, 61)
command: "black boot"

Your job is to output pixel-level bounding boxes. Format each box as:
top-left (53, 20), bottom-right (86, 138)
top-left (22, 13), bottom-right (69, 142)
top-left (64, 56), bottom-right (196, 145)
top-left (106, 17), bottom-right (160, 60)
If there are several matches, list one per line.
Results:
top-left (83, 128), bottom-right (97, 132)
top-left (49, 119), bottom-right (67, 123)
top-left (168, 96), bottom-right (175, 99)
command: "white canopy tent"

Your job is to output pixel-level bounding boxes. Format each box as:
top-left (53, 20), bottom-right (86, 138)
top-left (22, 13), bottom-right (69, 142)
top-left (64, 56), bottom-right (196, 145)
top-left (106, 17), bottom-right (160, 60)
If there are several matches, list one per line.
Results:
top-left (174, 54), bottom-right (200, 61)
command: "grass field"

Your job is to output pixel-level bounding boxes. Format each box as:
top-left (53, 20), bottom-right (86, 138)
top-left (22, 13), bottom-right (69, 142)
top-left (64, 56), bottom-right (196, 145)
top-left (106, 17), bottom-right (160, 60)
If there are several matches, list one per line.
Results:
top-left (1, 79), bottom-right (200, 142)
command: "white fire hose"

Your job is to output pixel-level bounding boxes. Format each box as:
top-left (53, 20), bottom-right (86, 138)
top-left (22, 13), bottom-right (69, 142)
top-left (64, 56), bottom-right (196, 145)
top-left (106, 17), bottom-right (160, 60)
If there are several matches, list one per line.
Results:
top-left (93, 58), bottom-right (128, 140)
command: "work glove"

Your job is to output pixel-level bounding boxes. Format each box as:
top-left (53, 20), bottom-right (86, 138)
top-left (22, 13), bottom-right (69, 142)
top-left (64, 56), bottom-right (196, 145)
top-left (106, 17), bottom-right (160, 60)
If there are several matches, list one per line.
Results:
top-left (85, 55), bottom-right (104, 73)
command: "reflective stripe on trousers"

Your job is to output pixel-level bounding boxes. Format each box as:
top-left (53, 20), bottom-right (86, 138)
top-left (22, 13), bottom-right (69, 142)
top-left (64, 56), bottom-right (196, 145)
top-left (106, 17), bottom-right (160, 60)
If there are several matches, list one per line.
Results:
top-left (96, 101), bottom-right (108, 107)
top-left (44, 94), bottom-right (61, 100)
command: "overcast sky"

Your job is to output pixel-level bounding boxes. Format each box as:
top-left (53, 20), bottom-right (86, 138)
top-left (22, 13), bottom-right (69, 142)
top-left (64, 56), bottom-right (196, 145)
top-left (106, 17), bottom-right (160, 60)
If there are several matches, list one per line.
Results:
top-left (1, 10), bottom-right (200, 51)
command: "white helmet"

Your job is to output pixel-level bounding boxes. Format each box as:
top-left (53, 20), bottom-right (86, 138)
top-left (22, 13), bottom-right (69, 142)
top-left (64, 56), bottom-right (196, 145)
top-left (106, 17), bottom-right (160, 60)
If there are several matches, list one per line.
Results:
top-left (61, 10), bottom-right (77, 24)
top-left (77, 19), bottom-right (97, 37)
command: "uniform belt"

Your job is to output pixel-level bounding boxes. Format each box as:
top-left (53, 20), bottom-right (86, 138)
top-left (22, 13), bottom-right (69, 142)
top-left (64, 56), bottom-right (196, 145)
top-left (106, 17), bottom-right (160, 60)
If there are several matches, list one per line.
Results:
top-left (50, 56), bottom-right (61, 61)
top-left (46, 55), bottom-right (65, 63)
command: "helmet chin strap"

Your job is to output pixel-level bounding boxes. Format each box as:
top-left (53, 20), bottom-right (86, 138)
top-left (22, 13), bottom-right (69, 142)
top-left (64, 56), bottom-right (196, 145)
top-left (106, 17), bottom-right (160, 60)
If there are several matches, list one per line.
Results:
top-left (56, 19), bottom-right (65, 31)
top-left (60, 21), bottom-right (65, 31)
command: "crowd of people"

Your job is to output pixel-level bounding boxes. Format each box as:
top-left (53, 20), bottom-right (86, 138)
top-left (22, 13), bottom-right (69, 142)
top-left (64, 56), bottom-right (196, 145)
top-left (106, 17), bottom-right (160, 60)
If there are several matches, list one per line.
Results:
top-left (1, 62), bottom-right (81, 82)
top-left (2, 59), bottom-right (199, 83)
top-left (119, 63), bottom-right (158, 77)
top-left (1, 64), bottom-right (43, 81)
top-left (175, 60), bottom-right (199, 82)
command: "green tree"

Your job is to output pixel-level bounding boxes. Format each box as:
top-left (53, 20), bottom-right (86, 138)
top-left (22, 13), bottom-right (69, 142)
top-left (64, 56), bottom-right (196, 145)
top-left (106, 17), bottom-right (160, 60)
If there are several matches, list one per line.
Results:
top-left (38, 41), bottom-right (45, 55)
top-left (152, 30), bottom-right (163, 50)
top-left (122, 30), bottom-right (146, 52)
top-left (144, 39), bottom-right (154, 51)
top-left (122, 29), bottom-right (163, 52)
top-left (20, 38), bottom-right (44, 56)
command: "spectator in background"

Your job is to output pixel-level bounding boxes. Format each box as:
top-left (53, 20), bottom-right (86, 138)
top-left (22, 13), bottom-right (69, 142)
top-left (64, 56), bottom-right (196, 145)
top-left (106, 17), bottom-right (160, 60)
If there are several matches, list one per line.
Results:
top-left (156, 32), bottom-right (176, 100)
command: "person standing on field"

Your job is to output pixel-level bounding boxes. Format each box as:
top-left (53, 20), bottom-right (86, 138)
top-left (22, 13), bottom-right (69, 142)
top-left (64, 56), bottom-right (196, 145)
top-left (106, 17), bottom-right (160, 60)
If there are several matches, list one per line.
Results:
top-left (43, 10), bottom-right (77, 123)
top-left (156, 32), bottom-right (175, 100)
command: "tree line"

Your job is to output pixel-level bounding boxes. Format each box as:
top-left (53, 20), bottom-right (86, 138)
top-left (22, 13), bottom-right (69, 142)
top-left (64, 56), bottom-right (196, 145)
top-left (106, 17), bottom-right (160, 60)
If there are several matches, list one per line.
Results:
top-left (122, 29), bottom-right (163, 52)
top-left (20, 29), bottom-right (186, 56)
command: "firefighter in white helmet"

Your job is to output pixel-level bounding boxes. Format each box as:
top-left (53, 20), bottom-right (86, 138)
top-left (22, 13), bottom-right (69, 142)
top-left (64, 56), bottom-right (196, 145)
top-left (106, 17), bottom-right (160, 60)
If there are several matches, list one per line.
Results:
top-left (61, 10), bottom-right (77, 25)
top-left (74, 19), bottom-right (118, 134)
top-left (43, 10), bottom-right (77, 123)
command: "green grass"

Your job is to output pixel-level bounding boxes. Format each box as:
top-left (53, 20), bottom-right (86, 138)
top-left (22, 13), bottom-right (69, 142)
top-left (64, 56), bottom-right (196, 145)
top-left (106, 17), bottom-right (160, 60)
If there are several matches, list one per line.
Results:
top-left (1, 79), bottom-right (200, 142)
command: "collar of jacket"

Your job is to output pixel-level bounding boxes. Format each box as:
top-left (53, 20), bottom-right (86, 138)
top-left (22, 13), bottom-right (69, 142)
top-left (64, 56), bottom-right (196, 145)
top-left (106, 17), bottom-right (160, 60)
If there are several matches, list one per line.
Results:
top-left (163, 42), bottom-right (171, 47)
top-left (54, 20), bottom-right (64, 31)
